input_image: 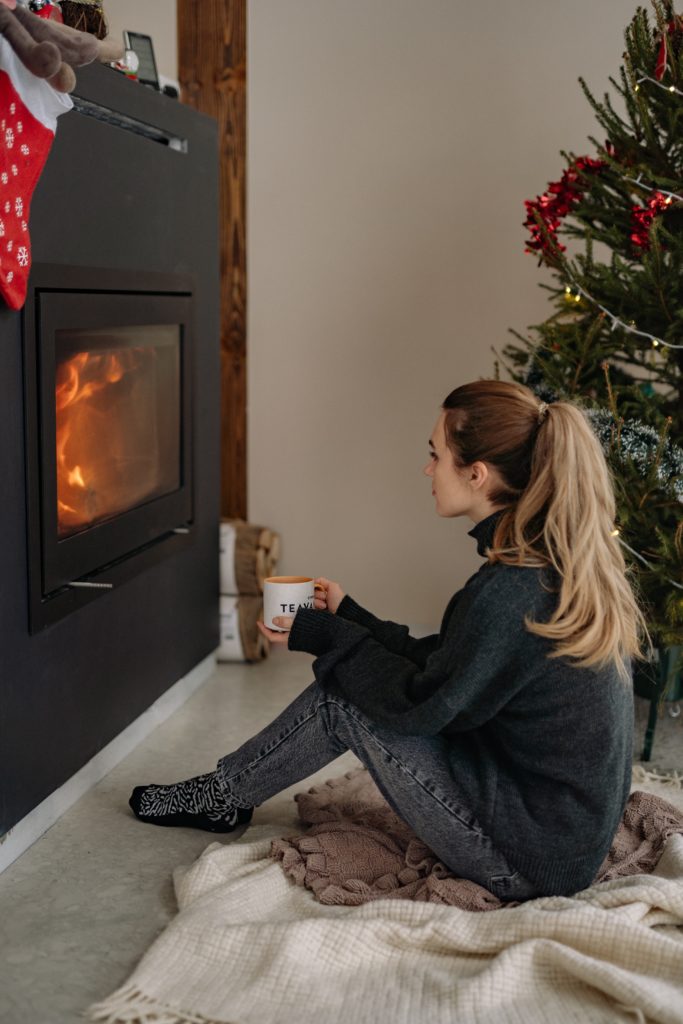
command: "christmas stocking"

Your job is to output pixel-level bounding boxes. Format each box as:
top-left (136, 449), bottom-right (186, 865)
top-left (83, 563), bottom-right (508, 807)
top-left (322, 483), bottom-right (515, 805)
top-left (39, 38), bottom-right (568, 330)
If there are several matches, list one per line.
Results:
top-left (0, 32), bottom-right (71, 310)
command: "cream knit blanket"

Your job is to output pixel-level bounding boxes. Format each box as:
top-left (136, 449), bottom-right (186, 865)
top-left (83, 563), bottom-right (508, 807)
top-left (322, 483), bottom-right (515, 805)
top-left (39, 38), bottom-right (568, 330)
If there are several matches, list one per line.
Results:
top-left (88, 768), bottom-right (683, 1024)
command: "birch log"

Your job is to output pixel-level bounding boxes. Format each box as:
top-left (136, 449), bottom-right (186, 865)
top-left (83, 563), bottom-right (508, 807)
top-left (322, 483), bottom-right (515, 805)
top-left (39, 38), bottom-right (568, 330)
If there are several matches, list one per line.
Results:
top-left (217, 595), bottom-right (268, 662)
top-left (220, 519), bottom-right (281, 595)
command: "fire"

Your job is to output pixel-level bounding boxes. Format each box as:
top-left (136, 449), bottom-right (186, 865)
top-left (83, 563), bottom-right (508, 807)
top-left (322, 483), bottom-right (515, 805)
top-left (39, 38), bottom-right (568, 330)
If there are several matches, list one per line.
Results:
top-left (68, 465), bottom-right (85, 488)
top-left (55, 346), bottom-right (156, 537)
top-left (55, 351), bottom-right (127, 412)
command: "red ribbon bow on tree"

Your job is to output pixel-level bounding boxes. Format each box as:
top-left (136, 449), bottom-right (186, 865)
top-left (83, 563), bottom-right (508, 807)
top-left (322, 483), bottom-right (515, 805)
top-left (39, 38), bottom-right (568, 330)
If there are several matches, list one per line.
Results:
top-left (523, 156), bottom-right (606, 259)
top-left (630, 192), bottom-right (673, 248)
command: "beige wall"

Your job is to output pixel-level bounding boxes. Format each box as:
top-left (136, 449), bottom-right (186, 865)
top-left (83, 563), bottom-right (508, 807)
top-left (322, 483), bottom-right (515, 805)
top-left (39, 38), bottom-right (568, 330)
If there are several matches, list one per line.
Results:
top-left (104, 0), bottom-right (178, 83)
top-left (247, 0), bottom-right (639, 628)
top-left (122, 3), bottom-right (639, 628)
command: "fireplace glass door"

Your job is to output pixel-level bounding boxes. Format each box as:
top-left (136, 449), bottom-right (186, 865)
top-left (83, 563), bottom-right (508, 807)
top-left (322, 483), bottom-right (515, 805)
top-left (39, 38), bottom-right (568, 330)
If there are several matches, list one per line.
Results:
top-left (56, 324), bottom-right (181, 539)
top-left (25, 279), bottom-right (194, 609)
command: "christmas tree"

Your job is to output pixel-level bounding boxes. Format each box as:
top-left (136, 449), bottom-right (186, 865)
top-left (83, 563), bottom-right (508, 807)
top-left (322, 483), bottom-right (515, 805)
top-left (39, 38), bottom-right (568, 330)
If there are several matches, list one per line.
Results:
top-left (499, 0), bottom-right (683, 653)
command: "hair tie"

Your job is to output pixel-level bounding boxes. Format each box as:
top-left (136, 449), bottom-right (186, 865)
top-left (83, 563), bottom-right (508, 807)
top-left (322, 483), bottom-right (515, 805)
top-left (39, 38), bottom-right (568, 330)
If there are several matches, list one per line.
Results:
top-left (537, 402), bottom-right (549, 424)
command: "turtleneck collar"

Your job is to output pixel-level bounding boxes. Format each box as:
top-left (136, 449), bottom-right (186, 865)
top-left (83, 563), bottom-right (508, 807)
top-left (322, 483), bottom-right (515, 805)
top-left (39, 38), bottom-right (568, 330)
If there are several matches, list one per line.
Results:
top-left (467, 508), bottom-right (507, 557)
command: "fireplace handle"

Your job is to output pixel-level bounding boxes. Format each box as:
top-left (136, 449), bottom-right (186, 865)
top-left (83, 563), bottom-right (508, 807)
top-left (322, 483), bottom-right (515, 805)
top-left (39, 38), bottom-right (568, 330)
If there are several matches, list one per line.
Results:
top-left (68, 580), bottom-right (114, 590)
top-left (64, 529), bottom-right (191, 591)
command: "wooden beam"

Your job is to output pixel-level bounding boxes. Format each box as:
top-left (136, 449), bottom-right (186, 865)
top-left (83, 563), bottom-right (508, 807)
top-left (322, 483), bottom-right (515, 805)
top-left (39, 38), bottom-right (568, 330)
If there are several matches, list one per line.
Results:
top-left (177, 0), bottom-right (247, 520)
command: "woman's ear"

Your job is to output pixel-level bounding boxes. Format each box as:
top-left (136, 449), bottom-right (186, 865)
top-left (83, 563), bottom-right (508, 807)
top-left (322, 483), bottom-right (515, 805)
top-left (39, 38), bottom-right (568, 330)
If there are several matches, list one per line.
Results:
top-left (468, 461), bottom-right (490, 491)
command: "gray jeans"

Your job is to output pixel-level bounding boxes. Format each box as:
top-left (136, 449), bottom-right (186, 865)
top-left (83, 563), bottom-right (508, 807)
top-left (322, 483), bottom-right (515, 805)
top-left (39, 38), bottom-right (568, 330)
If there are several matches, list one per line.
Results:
top-left (216, 679), bottom-right (541, 902)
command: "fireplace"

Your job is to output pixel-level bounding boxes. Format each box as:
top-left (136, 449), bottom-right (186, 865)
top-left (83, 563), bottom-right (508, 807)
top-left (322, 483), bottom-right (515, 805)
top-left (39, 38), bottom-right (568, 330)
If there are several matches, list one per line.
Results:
top-left (23, 264), bottom-right (195, 631)
top-left (1, 61), bottom-right (220, 846)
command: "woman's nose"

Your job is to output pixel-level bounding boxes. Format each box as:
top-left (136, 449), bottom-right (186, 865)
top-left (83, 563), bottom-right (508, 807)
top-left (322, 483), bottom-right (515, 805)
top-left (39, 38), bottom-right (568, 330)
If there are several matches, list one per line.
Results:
top-left (423, 462), bottom-right (433, 476)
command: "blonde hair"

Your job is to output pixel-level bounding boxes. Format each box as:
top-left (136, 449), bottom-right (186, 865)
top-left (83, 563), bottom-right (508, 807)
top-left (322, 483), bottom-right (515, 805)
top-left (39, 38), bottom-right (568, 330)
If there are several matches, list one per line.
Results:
top-left (442, 379), bottom-right (652, 685)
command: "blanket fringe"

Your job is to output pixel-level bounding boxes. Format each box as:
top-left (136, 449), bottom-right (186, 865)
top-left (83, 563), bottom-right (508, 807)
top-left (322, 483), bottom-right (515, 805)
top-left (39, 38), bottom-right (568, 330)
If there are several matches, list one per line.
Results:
top-left (86, 983), bottom-right (231, 1024)
top-left (614, 1003), bottom-right (648, 1023)
top-left (632, 764), bottom-right (683, 789)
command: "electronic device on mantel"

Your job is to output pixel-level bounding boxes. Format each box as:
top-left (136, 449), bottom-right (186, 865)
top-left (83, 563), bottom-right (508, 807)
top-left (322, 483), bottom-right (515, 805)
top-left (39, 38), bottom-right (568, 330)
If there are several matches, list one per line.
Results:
top-left (123, 30), bottom-right (160, 90)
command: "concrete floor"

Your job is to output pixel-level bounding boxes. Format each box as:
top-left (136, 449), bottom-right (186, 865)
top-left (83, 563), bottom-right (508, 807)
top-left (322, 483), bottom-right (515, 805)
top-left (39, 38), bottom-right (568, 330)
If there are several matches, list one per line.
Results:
top-left (0, 644), bottom-right (681, 1024)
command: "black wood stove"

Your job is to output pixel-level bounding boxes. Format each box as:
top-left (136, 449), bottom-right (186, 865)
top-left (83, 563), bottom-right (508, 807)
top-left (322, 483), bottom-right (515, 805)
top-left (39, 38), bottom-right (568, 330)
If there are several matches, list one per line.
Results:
top-left (0, 64), bottom-right (220, 837)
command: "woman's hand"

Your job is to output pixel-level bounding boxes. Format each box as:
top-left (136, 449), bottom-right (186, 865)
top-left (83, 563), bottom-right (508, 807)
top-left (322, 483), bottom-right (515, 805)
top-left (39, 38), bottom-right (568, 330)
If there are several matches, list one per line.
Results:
top-left (256, 578), bottom-right (347, 645)
top-left (256, 616), bottom-right (295, 644)
top-left (313, 577), bottom-right (346, 614)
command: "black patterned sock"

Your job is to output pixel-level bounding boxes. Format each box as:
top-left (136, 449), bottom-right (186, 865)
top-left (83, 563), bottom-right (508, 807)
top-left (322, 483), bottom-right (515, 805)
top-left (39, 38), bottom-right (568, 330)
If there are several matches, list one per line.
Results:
top-left (128, 771), bottom-right (253, 833)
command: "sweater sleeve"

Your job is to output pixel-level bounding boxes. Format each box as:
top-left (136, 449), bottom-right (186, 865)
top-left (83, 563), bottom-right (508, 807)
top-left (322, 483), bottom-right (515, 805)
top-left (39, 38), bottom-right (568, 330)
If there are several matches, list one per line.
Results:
top-left (288, 571), bottom-right (533, 737)
top-left (335, 594), bottom-right (439, 668)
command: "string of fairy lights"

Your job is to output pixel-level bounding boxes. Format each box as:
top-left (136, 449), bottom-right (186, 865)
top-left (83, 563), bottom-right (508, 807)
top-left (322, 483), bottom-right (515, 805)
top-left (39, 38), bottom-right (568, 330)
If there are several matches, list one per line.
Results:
top-left (634, 73), bottom-right (683, 97)
top-left (556, 71), bottom-right (683, 350)
top-left (623, 173), bottom-right (683, 205)
top-left (534, 67), bottom-right (683, 593)
top-left (610, 77), bottom-right (683, 592)
top-left (562, 280), bottom-right (683, 349)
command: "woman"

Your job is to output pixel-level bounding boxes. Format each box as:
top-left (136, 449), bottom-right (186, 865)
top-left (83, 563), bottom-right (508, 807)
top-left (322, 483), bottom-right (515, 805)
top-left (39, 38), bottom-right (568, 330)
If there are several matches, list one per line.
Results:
top-left (129, 379), bottom-right (648, 901)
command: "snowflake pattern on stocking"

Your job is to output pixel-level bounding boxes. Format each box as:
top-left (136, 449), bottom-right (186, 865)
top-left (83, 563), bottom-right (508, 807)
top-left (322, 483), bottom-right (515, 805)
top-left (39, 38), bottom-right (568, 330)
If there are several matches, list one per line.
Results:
top-left (0, 37), bottom-right (73, 309)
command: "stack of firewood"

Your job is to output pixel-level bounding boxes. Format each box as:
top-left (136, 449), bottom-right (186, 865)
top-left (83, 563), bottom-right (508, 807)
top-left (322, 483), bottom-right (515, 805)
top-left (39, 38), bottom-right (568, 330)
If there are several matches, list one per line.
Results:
top-left (217, 520), bottom-right (281, 662)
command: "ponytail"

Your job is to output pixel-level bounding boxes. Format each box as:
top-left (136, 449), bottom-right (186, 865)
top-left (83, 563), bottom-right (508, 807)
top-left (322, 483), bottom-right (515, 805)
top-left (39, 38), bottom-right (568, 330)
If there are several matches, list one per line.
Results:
top-left (442, 379), bottom-right (652, 684)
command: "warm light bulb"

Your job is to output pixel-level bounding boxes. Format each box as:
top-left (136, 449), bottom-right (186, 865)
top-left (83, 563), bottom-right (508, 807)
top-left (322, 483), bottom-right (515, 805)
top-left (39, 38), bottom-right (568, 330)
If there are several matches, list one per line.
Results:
top-left (574, 294), bottom-right (581, 303)
top-left (652, 339), bottom-right (660, 347)
top-left (634, 84), bottom-right (640, 92)
top-left (565, 286), bottom-right (571, 293)
top-left (669, 85), bottom-right (676, 92)
top-left (610, 528), bottom-right (620, 537)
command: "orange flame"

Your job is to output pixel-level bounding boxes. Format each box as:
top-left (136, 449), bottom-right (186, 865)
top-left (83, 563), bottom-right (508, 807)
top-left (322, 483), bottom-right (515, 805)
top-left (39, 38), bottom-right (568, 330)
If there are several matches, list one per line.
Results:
top-left (68, 465), bottom-right (85, 488)
top-left (55, 347), bottom-right (154, 537)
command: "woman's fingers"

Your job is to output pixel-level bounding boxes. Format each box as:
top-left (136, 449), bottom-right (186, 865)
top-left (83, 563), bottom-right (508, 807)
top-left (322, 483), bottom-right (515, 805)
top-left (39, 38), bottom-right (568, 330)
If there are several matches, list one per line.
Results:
top-left (256, 620), bottom-right (291, 644)
top-left (272, 616), bottom-right (294, 629)
top-left (314, 578), bottom-right (329, 610)
top-left (312, 578), bottom-right (345, 614)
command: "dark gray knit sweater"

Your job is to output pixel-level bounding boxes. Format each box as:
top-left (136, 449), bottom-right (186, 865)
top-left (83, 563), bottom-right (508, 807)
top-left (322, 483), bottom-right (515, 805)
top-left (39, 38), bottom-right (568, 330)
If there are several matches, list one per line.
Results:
top-left (287, 509), bottom-right (634, 896)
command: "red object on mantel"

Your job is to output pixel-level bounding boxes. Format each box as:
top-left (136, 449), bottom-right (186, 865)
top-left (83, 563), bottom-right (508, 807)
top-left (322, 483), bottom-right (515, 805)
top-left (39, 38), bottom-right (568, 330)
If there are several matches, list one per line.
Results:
top-left (0, 32), bottom-right (72, 309)
top-left (28, 0), bottom-right (64, 22)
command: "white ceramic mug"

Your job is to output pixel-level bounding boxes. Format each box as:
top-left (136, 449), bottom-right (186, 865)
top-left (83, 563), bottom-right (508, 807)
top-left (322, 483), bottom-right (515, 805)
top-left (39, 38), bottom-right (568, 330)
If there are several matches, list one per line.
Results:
top-left (263, 576), bottom-right (325, 632)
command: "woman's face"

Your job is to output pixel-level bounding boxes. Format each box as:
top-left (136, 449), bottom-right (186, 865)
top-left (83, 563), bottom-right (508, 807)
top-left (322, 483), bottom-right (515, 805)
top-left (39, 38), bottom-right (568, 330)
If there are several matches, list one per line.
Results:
top-left (423, 411), bottom-right (497, 520)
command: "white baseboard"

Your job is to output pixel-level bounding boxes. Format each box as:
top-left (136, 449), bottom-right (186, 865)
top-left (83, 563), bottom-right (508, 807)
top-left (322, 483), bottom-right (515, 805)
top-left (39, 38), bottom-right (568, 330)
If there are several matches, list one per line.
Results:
top-left (0, 652), bottom-right (217, 875)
